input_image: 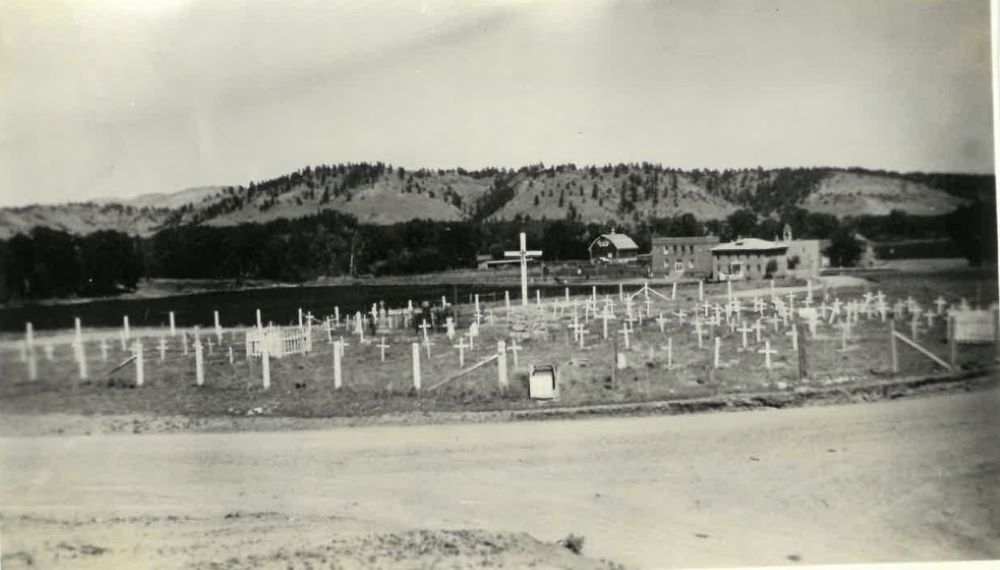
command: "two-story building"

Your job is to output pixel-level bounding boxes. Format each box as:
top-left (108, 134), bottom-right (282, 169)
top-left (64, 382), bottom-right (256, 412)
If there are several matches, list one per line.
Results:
top-left (650, 236), bottom-right (719, 278)
top-left (711, 238), bottom-right (788, 280)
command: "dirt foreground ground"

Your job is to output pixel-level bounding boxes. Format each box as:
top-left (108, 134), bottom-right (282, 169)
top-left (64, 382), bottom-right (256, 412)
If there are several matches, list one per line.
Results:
top-left (3, 385), bottom-right (999, 569)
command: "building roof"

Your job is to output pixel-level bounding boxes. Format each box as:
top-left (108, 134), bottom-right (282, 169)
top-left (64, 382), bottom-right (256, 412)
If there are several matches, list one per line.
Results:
top-left (589, 232), bottom-right (639, 251)
top-left (711, 238), bottom-right (788, 254)
top-left (651, 235), bottom-right (719, 244)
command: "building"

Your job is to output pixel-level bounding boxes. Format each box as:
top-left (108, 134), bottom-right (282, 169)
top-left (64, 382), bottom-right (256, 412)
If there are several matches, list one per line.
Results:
top-left (711, 238), bottom-right (788, 280)
top-left (650, 235), bottom-right (719, 278)
top-left (476, 255), bottom-right (536, 271)
top-left (588, 230), bottom-right (639, 264)
top-left (779, 226), bottom-right (828, 276)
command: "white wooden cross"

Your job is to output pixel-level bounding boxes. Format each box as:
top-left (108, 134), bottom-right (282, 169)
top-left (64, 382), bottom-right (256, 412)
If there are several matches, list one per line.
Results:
top-left (378, 337), bottom-right (389, 362)
top-left (445, 317), bottom-right (456, 340)
top-left (504, 232), bottom-right (542, 307)
top-left (740, 321), bottom-right (751, 349)
top-left (619, 325), bottom-right (631, 350)
top-left (486, 310), bottom-right (496, 326)
top-left (656, 313), bottom-right (667, 333)
top-left (786, 326), bottom-right (798, 352)
top-left (507, 338), bottom-right (521, 367)
top-left (422, 335), bottom-right (435, 358)
top-left (158, 337), bottom-right (167, 361)
top-left (601, 305), bottom-right (613, 339)
top-left (694, 317), bottom-right (704, 349)
top-left (934, 296), bottom-right (948, 315)
top-left (702, 300), bottom-right (711, 317)
top-left (674, 309), bottom-right (687, 326)
top-left (454, 337), bottom-right (469, 367)
top-left (759, 341), bottom-right (777, 369)
top-left (753, 319), bottom-right (764, 343)
top-left (577, 324), bottom-right (588, 348)
top-left (419, 320), bottom-right (432, 342)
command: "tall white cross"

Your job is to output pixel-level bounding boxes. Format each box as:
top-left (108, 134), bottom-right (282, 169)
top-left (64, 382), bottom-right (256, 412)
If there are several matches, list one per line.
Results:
top-left (759, 341), bottom-right (777, 369)
top-left (454, 337), bottom-right (469, 367)
top-left (378, 337), bottom-right (389, 362)
top-left (619, 325), bottom-right (631, 349)
top-left (422, 335), bottom-right (435, 358)
top-left (504, 232), bottom-right (542, 307)
top-left (507, 338), bottom-right (521, 366)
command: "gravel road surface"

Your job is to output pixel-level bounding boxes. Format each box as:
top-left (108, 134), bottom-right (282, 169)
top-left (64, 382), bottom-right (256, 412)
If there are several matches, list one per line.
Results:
top-left (2, 387), bottom-right (998, 568)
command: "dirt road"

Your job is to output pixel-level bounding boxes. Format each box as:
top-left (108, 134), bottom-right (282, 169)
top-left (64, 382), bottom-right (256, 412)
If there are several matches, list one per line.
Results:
top-left (3, 387), bottom-right (999, 568)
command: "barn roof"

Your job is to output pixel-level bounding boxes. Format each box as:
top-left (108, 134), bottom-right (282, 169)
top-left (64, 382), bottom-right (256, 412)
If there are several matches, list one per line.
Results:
top-left (711, 238), bottom-right (788, 254)
top-left (589, 233), bottom-right (639, 251)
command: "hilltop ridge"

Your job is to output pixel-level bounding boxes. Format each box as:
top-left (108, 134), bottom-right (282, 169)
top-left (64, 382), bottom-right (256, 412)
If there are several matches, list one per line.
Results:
top-left (0, 163), bottom-right (989, 238)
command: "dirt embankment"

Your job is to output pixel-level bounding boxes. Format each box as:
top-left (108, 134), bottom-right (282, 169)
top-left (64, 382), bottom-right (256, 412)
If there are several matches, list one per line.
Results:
top-left (2, 369), bottom-right (994, 437)
top-left (1, 514), bottom-right (624, 570)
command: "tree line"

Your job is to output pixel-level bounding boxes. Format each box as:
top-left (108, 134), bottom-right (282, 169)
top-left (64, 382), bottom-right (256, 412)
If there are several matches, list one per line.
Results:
top-left (1, 201), bottom-right (994, 303)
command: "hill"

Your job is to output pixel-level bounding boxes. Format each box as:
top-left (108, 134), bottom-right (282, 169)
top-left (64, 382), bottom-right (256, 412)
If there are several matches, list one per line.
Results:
top-left (0, 163), bottom-right (989, 238)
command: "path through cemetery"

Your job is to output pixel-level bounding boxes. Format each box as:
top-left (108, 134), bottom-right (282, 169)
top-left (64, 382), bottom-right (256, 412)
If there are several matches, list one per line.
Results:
top-left (3, 385), bottom-right (998, 569)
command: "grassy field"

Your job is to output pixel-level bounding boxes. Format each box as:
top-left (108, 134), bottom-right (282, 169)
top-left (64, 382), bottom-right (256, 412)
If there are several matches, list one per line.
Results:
top-left (1, 270), bottom-right (996, 421)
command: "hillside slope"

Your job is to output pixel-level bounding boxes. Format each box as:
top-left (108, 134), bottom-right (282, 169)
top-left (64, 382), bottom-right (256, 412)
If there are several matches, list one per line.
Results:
top-left (0, 164), bottom-right (987, 238)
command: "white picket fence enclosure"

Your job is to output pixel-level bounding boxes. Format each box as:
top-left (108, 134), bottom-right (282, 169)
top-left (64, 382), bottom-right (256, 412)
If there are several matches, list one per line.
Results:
top-left (951, 308), bottom-right (998, 344)
top-left (245, 326), bottom-right (313, 358)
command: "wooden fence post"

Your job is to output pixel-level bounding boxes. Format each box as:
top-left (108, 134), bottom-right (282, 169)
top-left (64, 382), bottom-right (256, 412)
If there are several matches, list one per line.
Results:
top-left (889, 320), bottom-right (899, 375)
top-left (25, 322), bottom-right (36, 381)
top-left (948, 315), bottom-right (957, 368)
top-left (333, 340), bottom-right (343, 389)
top-left (76, 339), bottom-right (88, 381)
top-left (497, 340), bottom-right (508, 392)
top-left (262, 343), bottom-right (271, 390)
top-left (194, 340), bottom-right (204, 386)
top-left (795, 321), bottom-right (808, 380)
top-left (412, 342), bottom-right (421, 391)
top-left (133, 340), bottom-right (144, 387)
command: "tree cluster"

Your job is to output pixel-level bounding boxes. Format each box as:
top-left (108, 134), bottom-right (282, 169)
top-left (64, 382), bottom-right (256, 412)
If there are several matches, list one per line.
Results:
top-left (0, 228), bottom-right (143, 302)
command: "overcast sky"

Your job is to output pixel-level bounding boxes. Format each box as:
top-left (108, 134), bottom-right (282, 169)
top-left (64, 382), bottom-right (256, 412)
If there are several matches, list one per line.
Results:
top-left (0, 0), bottom-right (994, 207)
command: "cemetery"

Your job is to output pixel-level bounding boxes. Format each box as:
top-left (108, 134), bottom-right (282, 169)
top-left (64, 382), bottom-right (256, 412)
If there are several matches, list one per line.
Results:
top-left (0, 234), bottom-right (997, 422)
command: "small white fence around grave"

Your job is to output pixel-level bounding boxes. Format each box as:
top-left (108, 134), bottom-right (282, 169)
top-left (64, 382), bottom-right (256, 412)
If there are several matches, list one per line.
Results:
top-left (244, 326), bottom-right (313, 358)
top-left (951, 308), bottom-right (999, 344)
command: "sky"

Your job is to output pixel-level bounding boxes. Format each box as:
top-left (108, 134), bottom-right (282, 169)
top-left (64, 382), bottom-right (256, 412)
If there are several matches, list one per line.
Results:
top-left (0, 0), bottom-right (995, 207)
